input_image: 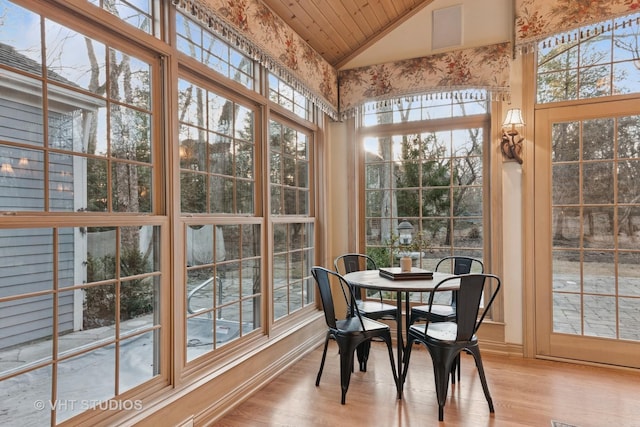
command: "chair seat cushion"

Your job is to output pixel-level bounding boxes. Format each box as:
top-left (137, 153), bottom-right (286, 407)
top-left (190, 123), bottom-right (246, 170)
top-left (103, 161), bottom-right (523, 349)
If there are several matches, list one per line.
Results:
top-left (409, 322), bottom-right (476, 344)
top-left (412, 304), bottom-right (455, 318)
top-left (337, 316), bottom-right (390, 334)
top-left (357, 300), bottom-right (397, 315)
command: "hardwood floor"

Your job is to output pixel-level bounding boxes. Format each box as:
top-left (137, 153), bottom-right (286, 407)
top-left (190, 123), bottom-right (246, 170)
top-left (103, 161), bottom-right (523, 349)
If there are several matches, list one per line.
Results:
top-left (212, 341), bottom-right (640, 427)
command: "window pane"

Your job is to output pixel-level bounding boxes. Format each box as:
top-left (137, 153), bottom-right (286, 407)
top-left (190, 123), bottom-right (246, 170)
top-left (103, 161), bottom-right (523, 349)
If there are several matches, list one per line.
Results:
top-left (269, 119), bottom-right (311, 216)
top-left (580, 34), bottom-right (611, 67)
top-left (178, 78), bottom-right (255, 215)
top-left (617, 115), bottom-right (640, 159)
top-left (110, 105), bottom-right (152, 162)
top-left (48, 153), bottom-right (78, 212)
top-left (111, 162), bottom-right (152, 212)
top-left (454, 186), bottom-right (483, 216)
top-left (537, 70), bottom-right (578, 103)
top-left (618, 207), bottom-right (640, 249)
top-left (583, 207), bottom-right (615, 249)
top-left (177, 12), bottom-right (255, 90)
top-left (119, 330), bottom-right (158, 393)
top-left (268, 73), bottom-right (310, 120)
top-left (0, 145), bottom-right (45, 211)
top-left (185, 223), bottom-right (262, 362)
top-left (87, 158), bottom-right (109, 212)
top-left (91, 0), bottom-right (155, 36)
top-left (613, 61), bottom-right (640, 95)
top-left (56, 345), bottom-right (115, 423)
top-left (1, 70), bottom-right (44, 146)
top-left (552, 164), bottom-right (579, 205)
top-left (552, 207), bottom-right (580, 246)
top-left (45, 20), bottom-right (107, 93)
top-left (1, 294), bottom-right (54, 370)
top-left (0, 366), bottom-right (52, 426)
top-left (271, 223), bottom-right (314, 320)
top-left (48, 92), bottom-right (107, 155)
top-left (552, 122), bottom-right (580, 162)
top-left (582, 162), bottom-right (613, 204)
top-left (0, 2), bottom-right (42, 75)
top-left (579, 64), bottom-right (611, 98)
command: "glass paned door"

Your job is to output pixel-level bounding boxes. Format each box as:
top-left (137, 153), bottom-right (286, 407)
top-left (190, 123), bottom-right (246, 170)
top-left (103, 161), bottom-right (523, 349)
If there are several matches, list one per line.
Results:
top-left (534, 99), bottom-right (640, 368)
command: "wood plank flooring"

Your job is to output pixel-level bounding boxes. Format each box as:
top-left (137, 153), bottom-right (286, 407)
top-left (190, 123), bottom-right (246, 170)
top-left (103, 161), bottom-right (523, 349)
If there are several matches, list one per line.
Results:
top-left (212, 341), bottom-right (640, 427)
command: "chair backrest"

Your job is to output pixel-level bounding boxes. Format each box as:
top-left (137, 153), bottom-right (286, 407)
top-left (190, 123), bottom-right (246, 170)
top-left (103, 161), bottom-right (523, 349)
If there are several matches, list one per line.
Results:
top-left (334, 254), bottom-right (377, 302)
top-left (311, 266), bottom-right (363, 330)
top-left (427, 273), bottom-right (501, 341)
top-left (334, 253), bottom-right (377, 275)
top-left (435, 256), bottom-right (484, 275)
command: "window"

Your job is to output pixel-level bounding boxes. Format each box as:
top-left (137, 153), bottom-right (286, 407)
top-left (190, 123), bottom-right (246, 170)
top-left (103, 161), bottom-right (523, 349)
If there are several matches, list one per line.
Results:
top-left (0, 1), bottom-right (322, 424)
top-left (176, 12), bottom-right (256, 90)
top-left (269, 120), bottom-right (310, 215)
top-left (185, 223), bottom-right (262, 362)
top-left (268, 73), bottom-right (311, 120)
top-left (87, 0), bottom-right (159, 37)
top-left (361, 94), bottom-right (489, 304)
top-left (178, 78), bottom-right (255, 214)
top-left (0, 1), bottom-right (164, 425)
top-left (269, 119), bottom-right (314, 320)
top-left (177, 76), bottom-right (262, 362)
top-left (537, 12), bottom-right (640, 103)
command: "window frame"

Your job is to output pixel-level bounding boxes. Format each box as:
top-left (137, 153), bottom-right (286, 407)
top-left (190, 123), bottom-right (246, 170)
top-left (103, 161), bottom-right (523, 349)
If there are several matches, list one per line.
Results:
top-left (267, 112), bottom-right (317, 325)
top-left (355, 101), bottom-right (504, 322)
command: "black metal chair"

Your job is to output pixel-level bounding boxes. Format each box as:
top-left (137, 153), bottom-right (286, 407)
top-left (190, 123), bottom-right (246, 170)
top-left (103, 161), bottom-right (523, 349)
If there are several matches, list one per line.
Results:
top-left (311, 266), bottom-right (399, 404)
top-left (410, 256), bottom-right (484, 325)
top-left (334, 253), bottom-right (397, 321)
top-left (403, 273), bottom-right (501, 421)
top-left (334, 254), bottom-right (397, 372)
top-left (409, 256), bottom-right (484, 382)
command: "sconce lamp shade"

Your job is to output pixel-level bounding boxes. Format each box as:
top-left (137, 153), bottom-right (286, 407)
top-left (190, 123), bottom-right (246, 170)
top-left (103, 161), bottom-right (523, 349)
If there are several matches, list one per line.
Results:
top-left (501, 108), bottom-right (525, 164)
top-left (503, 108), bottom-right (525, 130)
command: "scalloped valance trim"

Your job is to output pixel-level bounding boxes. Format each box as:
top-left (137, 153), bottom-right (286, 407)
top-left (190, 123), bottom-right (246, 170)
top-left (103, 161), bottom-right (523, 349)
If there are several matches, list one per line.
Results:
top-left (340, 87), bottom-right (511, 120)
top-left (171, 0), bottom-right (339, 120)
top-left (341, 88), bottom-right (511, 120)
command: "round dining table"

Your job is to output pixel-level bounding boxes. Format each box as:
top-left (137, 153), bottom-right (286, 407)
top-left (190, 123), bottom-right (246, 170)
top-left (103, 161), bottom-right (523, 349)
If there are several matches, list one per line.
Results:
top-left (343, 268), bottom-right (458, 398)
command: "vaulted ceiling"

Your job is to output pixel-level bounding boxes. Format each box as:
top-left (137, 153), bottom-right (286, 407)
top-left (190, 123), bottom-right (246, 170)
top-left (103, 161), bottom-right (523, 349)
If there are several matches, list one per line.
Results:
top-left (260, 0), bottom-right (435, 69)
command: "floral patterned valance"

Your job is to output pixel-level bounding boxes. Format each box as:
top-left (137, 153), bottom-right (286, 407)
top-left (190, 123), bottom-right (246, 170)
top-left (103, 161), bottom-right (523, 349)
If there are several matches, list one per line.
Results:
top-left (516, 0), bottom-right (640, 53)
top-left (338, 42), bottom-right (512, 119)
top-left (171, 0), bottom-right (339, 119)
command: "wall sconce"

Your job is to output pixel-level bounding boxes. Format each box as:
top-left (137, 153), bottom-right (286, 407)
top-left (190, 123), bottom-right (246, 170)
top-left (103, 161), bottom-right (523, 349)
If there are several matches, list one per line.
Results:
top-left (501, 108), bottom-right (525, 164)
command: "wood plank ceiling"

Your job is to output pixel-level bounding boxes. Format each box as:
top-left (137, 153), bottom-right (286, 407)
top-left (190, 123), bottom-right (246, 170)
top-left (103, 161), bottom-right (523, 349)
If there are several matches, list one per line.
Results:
top-left (261, 0), bottom-right (435, 69)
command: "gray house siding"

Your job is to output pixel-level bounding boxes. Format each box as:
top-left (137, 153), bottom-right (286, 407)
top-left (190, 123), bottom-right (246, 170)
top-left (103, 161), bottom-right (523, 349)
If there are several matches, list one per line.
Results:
top-left (0, 97), bottom-right (44, 146)
top-left (1, 98), bottom-right (45, 211)
top-left (1, 42), bottom-right (101, 350)
top-left (1, 101), bottom-right (76, 350)
top-left (0, 228), bottom-right (75, 350)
